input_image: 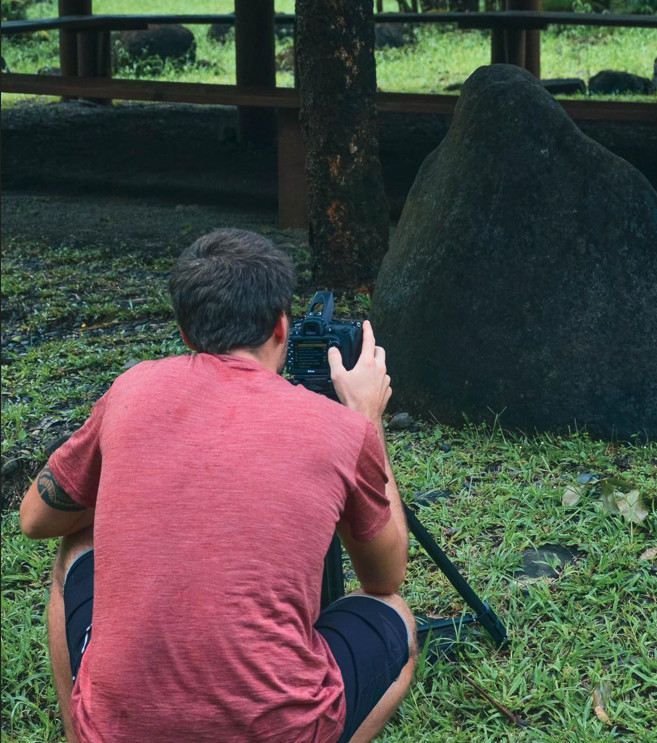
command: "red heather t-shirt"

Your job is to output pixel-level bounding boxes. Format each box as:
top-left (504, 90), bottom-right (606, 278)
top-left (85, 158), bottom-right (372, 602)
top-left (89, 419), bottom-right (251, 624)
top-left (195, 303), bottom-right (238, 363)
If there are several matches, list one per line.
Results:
top-left (49, 354), bottom-right (390, 743)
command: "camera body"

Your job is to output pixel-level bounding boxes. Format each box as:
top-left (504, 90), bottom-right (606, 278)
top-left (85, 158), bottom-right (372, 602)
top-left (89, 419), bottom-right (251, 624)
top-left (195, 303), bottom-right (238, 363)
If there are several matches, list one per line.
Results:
top-left (287, 291), bottom-right (363, 399)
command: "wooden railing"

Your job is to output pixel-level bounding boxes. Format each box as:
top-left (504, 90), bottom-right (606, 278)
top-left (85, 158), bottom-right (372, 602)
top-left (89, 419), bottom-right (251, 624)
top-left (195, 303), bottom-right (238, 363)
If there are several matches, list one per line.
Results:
top-left (3, 6), bottom-right (655, 112)
top-left (2, 6), bottom-right (656, 79)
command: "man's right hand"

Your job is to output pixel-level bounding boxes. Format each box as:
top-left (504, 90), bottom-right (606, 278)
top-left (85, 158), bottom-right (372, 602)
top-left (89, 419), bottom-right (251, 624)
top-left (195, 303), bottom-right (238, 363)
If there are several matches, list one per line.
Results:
top-left (331, 321), bottom-right (409, 595)
top-left (328, 320), bottom-right (392, 425)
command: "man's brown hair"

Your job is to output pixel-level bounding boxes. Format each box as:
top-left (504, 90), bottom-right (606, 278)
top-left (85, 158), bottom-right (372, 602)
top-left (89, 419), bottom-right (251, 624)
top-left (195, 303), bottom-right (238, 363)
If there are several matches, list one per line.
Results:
top-left (169, 229), bottom-right (296, 354)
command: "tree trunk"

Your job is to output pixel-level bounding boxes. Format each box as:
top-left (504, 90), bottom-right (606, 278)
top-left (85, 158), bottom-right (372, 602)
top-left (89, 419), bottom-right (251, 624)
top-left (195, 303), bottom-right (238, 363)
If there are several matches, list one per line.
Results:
top-left (295, 0), bottom-right (389, 291)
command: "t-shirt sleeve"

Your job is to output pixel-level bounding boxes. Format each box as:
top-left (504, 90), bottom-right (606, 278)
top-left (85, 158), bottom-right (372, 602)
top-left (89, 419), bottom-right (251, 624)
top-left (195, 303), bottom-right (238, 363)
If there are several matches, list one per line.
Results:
top-left (340, 421), bottom-right (391, 542)
top-left (48, 393), bottom-right (108, 508)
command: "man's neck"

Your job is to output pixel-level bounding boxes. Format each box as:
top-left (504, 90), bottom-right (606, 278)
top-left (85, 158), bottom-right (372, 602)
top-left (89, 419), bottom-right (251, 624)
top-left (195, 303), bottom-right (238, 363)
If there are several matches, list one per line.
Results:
top-left (227, 346), bottom-right (281, 375)
top-left (226, 347), bottom-right (261, 364)
top-left (223, 314), bottom-right (289, 375)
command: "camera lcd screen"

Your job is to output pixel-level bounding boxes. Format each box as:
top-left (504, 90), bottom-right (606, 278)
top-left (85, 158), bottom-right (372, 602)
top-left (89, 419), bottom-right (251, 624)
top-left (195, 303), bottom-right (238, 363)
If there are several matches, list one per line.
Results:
top-left (293, 340), bottom-right (329, 372)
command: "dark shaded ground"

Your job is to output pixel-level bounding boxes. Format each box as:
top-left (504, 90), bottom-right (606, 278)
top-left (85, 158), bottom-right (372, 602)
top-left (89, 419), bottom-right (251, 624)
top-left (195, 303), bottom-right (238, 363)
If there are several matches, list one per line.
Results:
top-left (2, 100), bottom-right (656, 229)
top-left (1, 190), bottom-right (306, 256)
top-left (2, 99), bottom-right (656, 507)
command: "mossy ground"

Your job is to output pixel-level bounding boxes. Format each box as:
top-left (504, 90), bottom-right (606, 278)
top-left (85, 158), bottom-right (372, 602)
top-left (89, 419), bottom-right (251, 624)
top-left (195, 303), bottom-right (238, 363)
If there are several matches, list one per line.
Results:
top-left (2, 201), bottom-right (655, 742)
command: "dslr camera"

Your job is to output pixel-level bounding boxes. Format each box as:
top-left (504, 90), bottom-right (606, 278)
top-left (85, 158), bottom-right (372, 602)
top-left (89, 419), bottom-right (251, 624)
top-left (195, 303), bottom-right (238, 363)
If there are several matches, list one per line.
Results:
top-left (286, 291), bottom-right (363, 399)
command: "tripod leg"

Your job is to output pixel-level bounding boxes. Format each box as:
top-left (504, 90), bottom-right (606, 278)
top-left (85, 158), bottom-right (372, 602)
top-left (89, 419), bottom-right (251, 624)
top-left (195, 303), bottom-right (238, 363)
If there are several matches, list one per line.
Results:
top-left (320, 533), bottom-right (345, 610)
top-left (404, 503), bottom-right (508, 649)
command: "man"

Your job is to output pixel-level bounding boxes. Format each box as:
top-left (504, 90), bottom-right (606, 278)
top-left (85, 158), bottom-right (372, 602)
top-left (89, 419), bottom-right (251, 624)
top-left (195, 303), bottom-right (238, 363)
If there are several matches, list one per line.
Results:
top-left (20, 228), bottom-right (417, 743)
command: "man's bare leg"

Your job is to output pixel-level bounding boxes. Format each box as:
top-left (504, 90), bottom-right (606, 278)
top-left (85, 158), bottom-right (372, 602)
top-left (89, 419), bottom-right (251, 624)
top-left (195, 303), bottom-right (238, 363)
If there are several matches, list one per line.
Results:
top-left (347, 592), bottom-right (418, 743)
top-left (48, 525), bottom-right (94, 743)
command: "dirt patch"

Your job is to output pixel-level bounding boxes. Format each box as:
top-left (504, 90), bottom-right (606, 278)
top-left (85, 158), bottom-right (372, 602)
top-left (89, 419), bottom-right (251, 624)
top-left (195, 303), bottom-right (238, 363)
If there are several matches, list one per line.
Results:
top-left (1, 190), bottom-right (307, 256)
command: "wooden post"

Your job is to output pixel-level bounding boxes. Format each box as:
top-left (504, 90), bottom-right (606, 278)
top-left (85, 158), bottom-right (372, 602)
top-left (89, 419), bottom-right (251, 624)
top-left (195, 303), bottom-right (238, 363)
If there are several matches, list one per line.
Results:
top-left (277, 108), bottom-right (308, 228)
top-left (58, 0), bottom-right (110, 103)
top-left (491, 28), bottom-right (526, 67)
top-left (77, 27), bottom-right (111, 104)
top-left (77, 30), bottom-right (96, 77)
top-left (491, 28), bottom-right (505, 65)
top-left (98, 30), bottom-right (112, 79)
top-left (525, 0), bottom-right (541, 78)
top-left (504, 0), bottom-right (527, 67)
top-left (58, 0), bottom-right (91, 101)
top-left (492, 0), bottom-right (536, 69)
top-left (235, 0), bottom-right (276, 147)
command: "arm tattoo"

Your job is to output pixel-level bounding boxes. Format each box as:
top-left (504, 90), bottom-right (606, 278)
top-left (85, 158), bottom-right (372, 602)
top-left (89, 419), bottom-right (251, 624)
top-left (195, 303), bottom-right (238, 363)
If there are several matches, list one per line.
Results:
top-left (37, 466), bottom-right (85, 511)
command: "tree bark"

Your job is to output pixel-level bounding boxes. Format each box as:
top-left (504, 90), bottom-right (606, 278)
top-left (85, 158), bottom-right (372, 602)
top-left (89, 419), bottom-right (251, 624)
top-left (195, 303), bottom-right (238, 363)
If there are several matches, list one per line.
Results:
top-left (295, 0), bottom-right (389, 291)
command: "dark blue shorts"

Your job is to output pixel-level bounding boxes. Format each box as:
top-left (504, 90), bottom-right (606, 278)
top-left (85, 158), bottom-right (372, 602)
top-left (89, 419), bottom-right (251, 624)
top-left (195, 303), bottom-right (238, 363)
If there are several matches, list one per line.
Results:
top-left (315, 595), bottom-right (411, 743)
top-left (63, 552), bottom-right (411, 742)
top-left (62, 548), bottom-right (94, 681)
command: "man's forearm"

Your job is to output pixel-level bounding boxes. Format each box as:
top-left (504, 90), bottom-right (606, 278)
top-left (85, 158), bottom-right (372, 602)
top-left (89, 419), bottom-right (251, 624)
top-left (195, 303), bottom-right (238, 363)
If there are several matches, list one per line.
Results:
top-left (373, 420), bottom-right (408, 551)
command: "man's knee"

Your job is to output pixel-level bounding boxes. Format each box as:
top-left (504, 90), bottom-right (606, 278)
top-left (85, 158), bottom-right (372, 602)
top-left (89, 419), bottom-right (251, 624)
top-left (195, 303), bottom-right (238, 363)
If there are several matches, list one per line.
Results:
top-left (52, 526), bottom-right (94, 590)
top-left (356, 591), bottom-right (418, 662)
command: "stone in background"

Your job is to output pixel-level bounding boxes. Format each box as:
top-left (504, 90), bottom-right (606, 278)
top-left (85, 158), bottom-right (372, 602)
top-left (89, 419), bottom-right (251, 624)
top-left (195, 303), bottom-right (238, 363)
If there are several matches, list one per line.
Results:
top-left (371, 64), bottom-right (657, 438)
top-left (114, 24), bottom-right (196, 67)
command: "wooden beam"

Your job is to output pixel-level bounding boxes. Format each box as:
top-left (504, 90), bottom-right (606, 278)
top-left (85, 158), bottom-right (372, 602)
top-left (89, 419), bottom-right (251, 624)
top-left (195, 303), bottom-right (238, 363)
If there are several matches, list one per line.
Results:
top-left (1, 14), bottom-right (283, 35)
top-left (455, 11), bottom-right (656, 29)
top-left (376, 92), bottom-right (458, 116)
top-left (2, 11), bottom-right (656, 36)
top-left (560, 98), bottom-right (657, 122)
top-left (2, 74), bottom-right (655, 123)
top-left (0, 74), bottom-right (301, 107)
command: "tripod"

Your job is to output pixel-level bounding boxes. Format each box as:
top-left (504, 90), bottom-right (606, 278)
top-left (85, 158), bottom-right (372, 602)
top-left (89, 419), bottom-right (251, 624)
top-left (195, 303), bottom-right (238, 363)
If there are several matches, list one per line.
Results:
top-left (321, 502), bottom-right (508, 650)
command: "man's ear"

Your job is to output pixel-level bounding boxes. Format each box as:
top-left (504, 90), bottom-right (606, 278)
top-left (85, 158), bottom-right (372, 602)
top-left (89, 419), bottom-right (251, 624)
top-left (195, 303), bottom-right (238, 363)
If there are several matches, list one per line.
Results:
top-left (179, 327), bottom-right (197, 351)
top-left (272, 313), bottom-right (288, 345)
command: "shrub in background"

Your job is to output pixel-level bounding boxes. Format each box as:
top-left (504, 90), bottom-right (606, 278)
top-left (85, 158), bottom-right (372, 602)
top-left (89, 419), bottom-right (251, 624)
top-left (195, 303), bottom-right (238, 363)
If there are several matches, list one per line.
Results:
top-left (617, 0), bottom-right (657, 13)
top-left (1, 0), bottom-right (31, 21)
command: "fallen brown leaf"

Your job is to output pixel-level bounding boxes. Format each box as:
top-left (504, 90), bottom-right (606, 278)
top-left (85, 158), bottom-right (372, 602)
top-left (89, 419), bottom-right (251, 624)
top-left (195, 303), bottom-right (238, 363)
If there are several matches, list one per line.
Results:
top-left (592, 685), bottom-right (612, 726)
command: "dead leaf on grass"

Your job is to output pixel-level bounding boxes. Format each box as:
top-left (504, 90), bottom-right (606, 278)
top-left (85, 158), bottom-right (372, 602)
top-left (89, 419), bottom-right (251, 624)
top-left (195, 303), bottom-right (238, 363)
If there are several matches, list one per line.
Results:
top-left (615, 490), bottom-right (649, 525)
top-left (592, 683), bottom-right (612, 725)
top-left (79, 320), bottom-right (120, 332)
top-left (599, 479), bottom-right (650, 524)
top-left (600, 479), bottom-right (622, 515)
top-left (562, 484), bottom-right (583, 507)
top-left (639, 547), bottom-right (657, 561)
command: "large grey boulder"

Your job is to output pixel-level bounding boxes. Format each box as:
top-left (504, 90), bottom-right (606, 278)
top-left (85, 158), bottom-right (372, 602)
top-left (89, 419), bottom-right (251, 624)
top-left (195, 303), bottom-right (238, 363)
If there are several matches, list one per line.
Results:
top-left (541, 78), bottom-right (586, 95)
top-left (115, 25), bottom-right (196, 66)
top-left (374, 19), bottom-right (415, 49)
top-left (589, 69), bottom-right (653, 95)
top-left (370, 64), bottom-right (657, 439)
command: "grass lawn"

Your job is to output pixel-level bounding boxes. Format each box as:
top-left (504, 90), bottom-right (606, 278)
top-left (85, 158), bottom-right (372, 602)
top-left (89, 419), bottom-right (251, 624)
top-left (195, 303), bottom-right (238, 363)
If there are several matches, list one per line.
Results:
top-left (1, 0), bottom-right (655, 106)
top-left (1, 3), bottom-right (656, 741)
top-left (1, 234), bottom-right (656, 742)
